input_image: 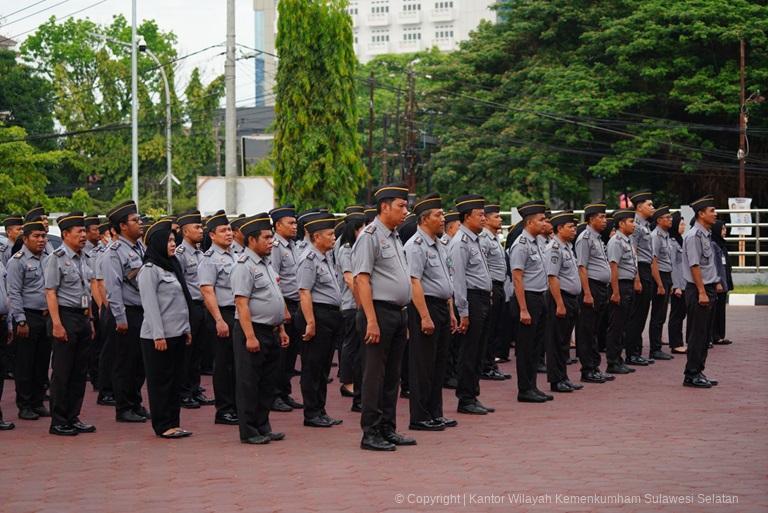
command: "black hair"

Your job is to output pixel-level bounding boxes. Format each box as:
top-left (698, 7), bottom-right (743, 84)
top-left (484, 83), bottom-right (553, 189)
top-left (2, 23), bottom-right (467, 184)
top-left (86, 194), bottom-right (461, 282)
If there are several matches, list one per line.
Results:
top-left (376, 198), bottom-right (396, 214)
top-left (340, 216), bottom-right (365, 246)
top-left (670, 212), bottom-right (683, 247)
top-left (244, 229), bottom-right (271, 247)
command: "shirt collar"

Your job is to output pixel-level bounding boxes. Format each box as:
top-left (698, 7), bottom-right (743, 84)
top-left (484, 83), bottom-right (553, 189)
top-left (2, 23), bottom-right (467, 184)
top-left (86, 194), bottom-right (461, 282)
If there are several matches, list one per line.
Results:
top-left (118, 235), bottom-right (140, 249)
top-left (212, 242), bottom-right (231, 255)
top-left (244, 247), bottom-right (266, 265)
top-left (22, 245), bottom-right (41, 260)
top-left (182, 239), bottom-right (200, 253)
top-left (616, 231), bottom-right (630, 243)
top-left (653, 226), bottom-right (669, 238)
top-left (310, 244), bottom-right (328, 261)
top-left (374, 216), bottom-right (395, 239)
top-left (482, 227), bottom-right (498, 240)
top-left (586, 225), bottom-right (600, 238)
top-left (458, 223), bottom-right (478, 241)
top-left (694, 222), bottom-right (711, 236)
top-left (523, 228), bottom-right (537, 243)
top-left (635, 213), bottom-right (648, 226)
top-left (416, 226), bottom-right (436, 246)
top-left (275, 233), bottom-right (291, 247)
top-left (62, 243), bottom-right (80, 259)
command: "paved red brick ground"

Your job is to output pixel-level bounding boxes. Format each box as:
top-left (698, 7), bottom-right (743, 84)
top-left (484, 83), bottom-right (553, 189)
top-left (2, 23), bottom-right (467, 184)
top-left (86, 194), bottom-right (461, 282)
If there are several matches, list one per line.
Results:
top-left (1, 307), bottom-right (766, 513)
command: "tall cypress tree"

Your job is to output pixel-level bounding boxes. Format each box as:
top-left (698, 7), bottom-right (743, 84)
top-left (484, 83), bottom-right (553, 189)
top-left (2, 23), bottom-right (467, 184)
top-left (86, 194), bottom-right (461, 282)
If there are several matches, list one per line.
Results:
top-left (274, 0), bottom-right (366, 210)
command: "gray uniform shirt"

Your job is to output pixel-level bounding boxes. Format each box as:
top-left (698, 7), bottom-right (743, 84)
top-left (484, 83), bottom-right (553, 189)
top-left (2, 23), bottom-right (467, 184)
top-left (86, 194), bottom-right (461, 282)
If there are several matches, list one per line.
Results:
top-left (575, 226), bottom-right (611, 283)
top-left (682, 222), bottom-right (719, 285)
top-left (0, 261), bottom-right (9, 316)
top-left (479, 228), bottom-right (507, 283)
top-left (231, 248), bottom-right (285, 325)
top-left (137, 263), bottom-right (190, 340)
top-left (545, 237), bottom-right (581, 296)
top-left (271, 234), bottom-right (300, 301)
top-left (44, 244), bottom-right (93, 308)
top-left (297, 245), bottom-right (342, 307)
top-left (198, 243), bottom-right (235, 307)
top-left (176, 239), bottom-right (204, 301)
top-left (352, 216), bottom-right (412, 307)
top-left (0, 239), bottom-right (17, 267)
top-left (447, 224), bottom-right (491, 317)
top-left (607, 232), bottom-right (637, 280)
top-left (670, 238), bottom-right (685, 290)
top-left (632, 214), bottom-right (653, 264)
top-left (651, 227), bottom-right (672, 273)
top-left (103, 236), bottom-right (145, 325)
top-left (336, 242), bottom-right (356, 311)
top-left (404, 227), bottom-right (453, 301)
top-left (231, 240), bottom-right (245, 255)
top-left (509, 229), bottom-right (548, 292)
top-left (6, 245), bottom-right (47, 322)
top-left (92, 242), bottom-right (109, 280)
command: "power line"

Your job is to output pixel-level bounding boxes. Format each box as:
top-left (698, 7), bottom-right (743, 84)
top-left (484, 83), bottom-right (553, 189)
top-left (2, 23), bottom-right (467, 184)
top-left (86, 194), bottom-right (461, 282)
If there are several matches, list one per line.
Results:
top-left (0, 0), bottom-right (109, 43)
top-left (1, 0), bottom-right (73, 28)
top-left (2, 0), bottom-right (52, 20)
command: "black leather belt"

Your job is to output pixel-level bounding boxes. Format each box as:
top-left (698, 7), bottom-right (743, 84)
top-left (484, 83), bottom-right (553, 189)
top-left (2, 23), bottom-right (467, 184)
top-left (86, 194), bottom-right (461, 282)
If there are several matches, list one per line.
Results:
top-left (467, 289), bottom-right (491, 297)
top-left (373, 300), bottom-right (406, 312)
top-left (60, 306), bottom-right (89, 316)
top-left (313, 302), bottom-right (341, 312)
top-left (252, 322), bottom-right (280, 333)
top-left (525, 290), bottom-right (545, 296)
top-left (24, 308), bottom-right (48, 317)
top-left (424, 295), bottom-right (449, 304)
top-left (220, 305), bottom-right (236, 312)
top-left (126, 305), bottom-right (144, 312)
top-left (561, 291), bottom-right (580, 299)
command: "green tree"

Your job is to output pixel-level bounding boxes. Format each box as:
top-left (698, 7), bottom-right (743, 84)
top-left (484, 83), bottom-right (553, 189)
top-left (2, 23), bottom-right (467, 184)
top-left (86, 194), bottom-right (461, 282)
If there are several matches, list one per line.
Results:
top-left (274, 0), bottom-right (365, 210)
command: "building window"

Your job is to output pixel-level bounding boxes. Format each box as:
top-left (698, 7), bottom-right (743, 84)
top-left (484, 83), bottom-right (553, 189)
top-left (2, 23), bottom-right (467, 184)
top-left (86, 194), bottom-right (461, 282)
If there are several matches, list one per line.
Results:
top-left (403, 27), bottom-right (422, 41)
top-left (434, 1), bottom-right (453, 8)
top-left (347, 6), bottom-right (358, 15)
top-left (371, 30), bottom-right (390, 43)
top-left (371, 1), bottom-right (389, 14)
top-left (403, 2), bottom-right (421, 11)
top-left (435, 25), bottom-right (454, 39)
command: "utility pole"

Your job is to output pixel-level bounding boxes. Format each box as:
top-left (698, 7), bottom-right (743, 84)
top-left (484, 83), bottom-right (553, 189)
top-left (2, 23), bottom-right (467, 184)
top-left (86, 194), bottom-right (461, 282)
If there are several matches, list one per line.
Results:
top-left (404, 68), bottom-right (417, 192)
top-left (366, 70), bottom-right (375, 202)
top-left (738, 38), bottom-right (746, 198)
top-left (131, 0), bottom-right (139, 208)
top-left (225, 0), bottom-right (237, 214)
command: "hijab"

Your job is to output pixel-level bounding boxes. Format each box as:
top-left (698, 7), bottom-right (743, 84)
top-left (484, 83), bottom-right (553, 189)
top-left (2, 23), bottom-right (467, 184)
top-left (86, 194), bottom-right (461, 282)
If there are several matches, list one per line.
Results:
top-left (670, 212), bottom-right (683, 247)
top-left (711, 220), bottom-right (727, 249)
top-left (144, 223), bottom-right (193, 308)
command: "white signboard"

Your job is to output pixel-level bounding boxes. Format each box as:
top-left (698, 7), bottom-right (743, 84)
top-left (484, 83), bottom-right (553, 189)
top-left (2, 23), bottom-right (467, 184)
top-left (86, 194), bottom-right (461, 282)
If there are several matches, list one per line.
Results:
top-left (727, 197), bottom-right (752, 236)
top-left (197, 176), bottom-right (275, 216)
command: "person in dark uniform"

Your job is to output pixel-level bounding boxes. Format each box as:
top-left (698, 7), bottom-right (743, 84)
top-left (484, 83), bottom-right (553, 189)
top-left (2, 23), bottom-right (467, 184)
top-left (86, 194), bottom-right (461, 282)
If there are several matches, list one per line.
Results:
top-left (668, 212), bottom-right (687, 354)
top-left (25, 205), bottom-right (55, 255)
top-left (231, 214), bottom-right (289, 445)
top-left (198, 211), bottom-right (239, 425)
top-left (296, 213), bottom-right (344, 428)
top-left (7, 218), bottom-right (51, 420)
top-left (44, 213), bottom-right (97, 436)
top-left (441, 210), bottom-right (462, 389)
top-left (352, 182), bottom-right (414, 451)
top-left (94, 222), bottom-right (117, 405)
top-left (626, 191), bottom-right (656, 366)
top-left (230, 215), bottom-right (247, 254)
top-left (544, 211), bottom-right (584, 393)
top-left (596, 216), bottom-right (615, 354)
top-left (397, 213), bottom-right (417, 399)
top-left (404, 193), bottom-right (457, 431)
top-left (138, 219), bottom-right (194, 438)
top-left (605, 209), bottom-right (640, 375)
top-left (83, 215), bottom-right (103, 390)
top-left (648, 206), bottom-right (675, 361)
top-left (0, 215), bottom-right (21, 386)
top-left (508, 201), bottom-right (553, 403)
top-left (103, 200), bottom-right (148, 422)
top-left (711, 220), bottom-right (733, 346)
top-left (0, 259), bottom-right (14, 430)
top-left (682, 196), bottom-right (720, 388)
top-left (269, 205), bottom-right (304, 413)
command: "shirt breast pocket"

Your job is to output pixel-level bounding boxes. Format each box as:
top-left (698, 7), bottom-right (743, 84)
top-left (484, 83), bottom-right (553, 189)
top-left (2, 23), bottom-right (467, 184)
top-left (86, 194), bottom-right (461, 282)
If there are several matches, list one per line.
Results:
top-left (427, 256), bottom-right (440, 267)
top-left (61, 269), bottom-right (80, 284)
top-left (381, 245), bottom-right (396, 259)
top-left (317, 270), bottom-right (333, 284)
top-left (252, 272), bottom-right (269, 290)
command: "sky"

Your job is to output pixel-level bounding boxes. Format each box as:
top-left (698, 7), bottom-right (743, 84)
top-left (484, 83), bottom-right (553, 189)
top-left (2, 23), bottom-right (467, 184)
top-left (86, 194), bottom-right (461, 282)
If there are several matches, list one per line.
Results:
top-left (1, 0), bottom-right (266, 105)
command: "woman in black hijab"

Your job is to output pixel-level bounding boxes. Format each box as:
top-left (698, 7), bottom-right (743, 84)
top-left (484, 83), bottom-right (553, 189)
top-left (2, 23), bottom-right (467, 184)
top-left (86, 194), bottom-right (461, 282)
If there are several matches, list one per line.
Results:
top-left (137, 219), bottom-right (194, 438)
top-left (668, 212), bottom-right (687, 353)
top-left (711, 220), bottom-right (733, 345)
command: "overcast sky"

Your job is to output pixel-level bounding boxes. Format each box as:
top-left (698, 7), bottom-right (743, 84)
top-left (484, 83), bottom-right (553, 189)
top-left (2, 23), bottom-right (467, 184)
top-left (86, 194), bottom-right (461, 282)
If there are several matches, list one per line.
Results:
top-left (2, 0), bottom-right (263, 105)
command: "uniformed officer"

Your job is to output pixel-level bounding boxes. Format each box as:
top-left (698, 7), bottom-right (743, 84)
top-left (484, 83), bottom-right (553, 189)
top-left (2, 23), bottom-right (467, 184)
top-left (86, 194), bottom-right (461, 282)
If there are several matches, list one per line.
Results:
top-left (83, 215), bottom-right (103, 389)
top-left (24, 205), bottom-right (55, 256)
top-left (441, 210), bottom-right (461, 389)
top-left (94, 222), bottom-right (117, 406)
top-left (574, 203), bottom-right (614, 384)
top-left (626, 191), bottom-right (656, 366)
top-left (605, 209), bottom-right (640, 375)
top-left (398, 212), bottom-right (418, 399)
top-left (175, 210), bottom-right (215, 409)
top-left (1, 215), bottom-right (23, 265)
top-left (448, 194), bottom-right (494, 414)
top-left (478, 203), bottom-right (510, 381)
top-left (231, 214), bottom-right (289, 445)
top-left (404, 193), bottom-right (457, 432)
top-left (83, 215), bottom-right (101, 256)
top-left (682, 196), bottom-right (720, 388)
top-left (103, 200), bottom-right (148, 422)
top-left (296, 213), bottom-right (344, 428)
top-left (648, 206), bottom-right (675, 361)
top-left (138, 218), bottom-right (194, 438)
top-left (269, 204), bottom-right (304, 413)
top-left (198, 210), bottom-right (238, 425)
top-left (295, 209), bottom-right (320, 259)
top-left (668, 212), bottom-right (687, 354)
top-left (353, 182), bottom-right (414, 451)
top-left (44, 212), bottom-right (96, 436)
top-left (364, 206), bottom-right (377, 226)
top-left (508, 200), bottom-right (552, 403)
top-left (7, 218), bottom-right (51, 420)
top-left (0, 259), bottom-right (14, 430)
top-left (443, 211), bottom-right (460, 242)
top-left (230, 215), bottom-right (247, 254)
top-left (544, 211), bottom-right (584, 393)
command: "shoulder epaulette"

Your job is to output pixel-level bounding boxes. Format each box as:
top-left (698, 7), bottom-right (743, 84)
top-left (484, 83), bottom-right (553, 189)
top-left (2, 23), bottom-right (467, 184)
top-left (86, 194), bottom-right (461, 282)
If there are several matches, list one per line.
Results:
top-left (343, 242), bottom-right (351, 248)
top-left (306, 251), bottom-right (316, 260)
top-left (145, 262), bottom-right (153, 267)
top-left (272, 240), bottom-right (279, 247)
top-left (440, 237), bottom-right (449, 245)
top-left (582, 231), bottom-right (590, 240)
top-left (0, 243), bottom-right (6, 251)
top-left (176, 246), bottom-right (185, 255)
top-left (414, 236), bottom-right (423, 245)
top-left (110, 241), bottom-right (121, 250)
top-left (518, 236), bottom-right (527, 245)
top-left (12, 251), bottom-right (22, 259)
top-left (364, 224), bottom-right (376, 235)
top-left (53, 247), bottom-right (65, 257)
top-left (461, 233), bottom-right (469, 243)
top-left (238, 254), bottom-right (248, 263)
top-left (551, 241), bottom-right (560, 250)
top-left (204, 248), bottom-right (214, 257)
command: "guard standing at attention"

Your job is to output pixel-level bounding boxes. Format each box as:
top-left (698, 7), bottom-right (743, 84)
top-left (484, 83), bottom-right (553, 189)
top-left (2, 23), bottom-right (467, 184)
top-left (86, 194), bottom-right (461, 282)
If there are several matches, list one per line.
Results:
top-left (648, 206), bottom-right (675, 361)
top-left (1, 215), bottom-right (24, 265)
top-left (626, 191), bottom-right (656, 366)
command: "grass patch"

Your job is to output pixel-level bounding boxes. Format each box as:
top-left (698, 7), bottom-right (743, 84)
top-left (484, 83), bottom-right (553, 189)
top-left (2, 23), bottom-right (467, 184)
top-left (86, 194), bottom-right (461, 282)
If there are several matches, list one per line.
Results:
top-left (732, 284), bottom-right (768, 295)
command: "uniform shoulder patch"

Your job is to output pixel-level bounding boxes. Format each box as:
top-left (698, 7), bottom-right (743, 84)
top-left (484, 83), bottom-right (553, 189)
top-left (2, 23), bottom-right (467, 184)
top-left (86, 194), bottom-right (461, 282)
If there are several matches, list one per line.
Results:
top-left (110, 241), bottom-right (121, 250)
top-left (306, 251), bottom-right (316, 260)
top-left (238, 254), bottom-right (248, 263)
top-left (461, 233), bottom-right (469, 243)
top-left (518, 236), bottom-right (527, 245)
top-left (145, 262), bottom-right (153, 267)
top-left (582, 231), bottom-right (590, 240)
top-left (204, 248), bottom-right (214, 257)
top-left (414, 236), bottom-right (423, 245)
top-left (364, 224), bottom-right (377, 235)
top-left (0, 243), bottom-right (6, 251)
top-left (343, 242), bottom-right (351, 248)
top-left (53, 247), bottom-right (66, 257)
top-left (551, 241), bottom-right (560, 250)
top-left (12, 251), bottom-right (22, 259)
top-left (272, 240), bottom-right (279, 247)
top-left (176, 246), bottom-right (185, 255)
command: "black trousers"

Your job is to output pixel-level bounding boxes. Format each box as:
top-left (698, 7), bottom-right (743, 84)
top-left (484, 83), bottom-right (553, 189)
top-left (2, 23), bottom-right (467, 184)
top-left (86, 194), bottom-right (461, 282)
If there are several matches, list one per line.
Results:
top-left (408, 297), bottom-right (450, 423)
top-left (482, 281), bottom-right (506, 372)
top-left (626, 262), bottom-right (653, 357)
top-left (0, 318), bottom-right (8, 419)
top-left (87, 299), bottom-right (101, 387)
top-left (713, 291), bottom-right (727, 342)
top-left (455, 289), bottom-right (491, 405)
top-left (649, 271), bottom-right (673, 353)
top-left (49, 310), bottom-right (91, 427)
top-left (97, 305), bottom-right (115, 396)
top-left (493, 299), bottom-right (513, 360)
top-left (515, 291), bottom-right (546, 393)
top-left (298, 303), bottom-right (342, 420)
top-left (113, 306), bottom-right (145, 415)
top-left (357, 302), bottom-right (408, 435)
top-left (0, 314), bottom-right (12, 380)
top-left (546, 292), bottom-right (579, 384)
top-left (668, 292), bottom-right (687, 349)
top-left (181, 301), bottom-right (207, 399)
top-left (576, 279), bottom-right (608, 374)
top-left (606, 280), bottom-right (635, 365)
top-left (211, 307), bottom-right (236, 415)
top-left (233, 321), bottom-right (280, 441)
top-left (141, 335), bottom-right (186, 435)
top-left (339, 309), bottom-right (362, 408)
top-left (276, 298), bottom-right (300, 400)
top-left (684, 283), bottom-right (717, 377)
top-left (14, 310), bottom-right (51, 411)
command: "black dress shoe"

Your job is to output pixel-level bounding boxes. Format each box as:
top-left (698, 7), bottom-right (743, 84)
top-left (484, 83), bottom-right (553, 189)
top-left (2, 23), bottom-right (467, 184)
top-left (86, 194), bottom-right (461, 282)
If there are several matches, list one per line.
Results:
top-left (159, 430), bottom-right (188, 439)
top-left (713, 338), bottom-right (733, 345)
top-left (181, 397), bottom-right (201, 409)
top-left (443, 377), bottom-right (457, 389)
top-left (271, 397), bottom-right (293, 412)
top-left (517, 390), bottom-right (547, 403)
top-left (133, 407), bottom-right (150, 419)
top-left (536, 363), bottom-right (547, 373)
top-left (350, 402), bottom-right (362, 412)
top-left (266, 431), bottom-right (285, 441)
top-left (434, 416), bottom-right (458, 427)
top-left (533, 388), bottom-right (554, 401)
top-left (550, 381), bottom-right (573, 393)
top-left (18, 408), bottom-right (40, 420)
top-left (700, 374), bottom-right (718, 386)
top-left (0, 419), bottom-right (15, 430)
top-left (683, 375), bottom-right (712, 388)
top-left (193, 393), bottom-right (215, 406)
top-left (72, 421), bottom-right (96, 433)
top-left (596, 370), bottom-right (615, 381)
top-left (626, 355), bottom-right (649, 366)
top-left (32, 406), bottom-right (51, 417)
top-left (580, 372), bottom-right (605, 384)
top-left (241, 434), bottom-right (271, 444)
top-left (382, 430), bottom-right (417, 446)
top-left (457, 403), bottom-right (487, 415)
top-left (116, 411), bottom-right (147, 423)
top-left (321, 414), bottom-right (343, 425)
top-left (480, 369), bottom-right (506, 381)
top-left (283, 396), bottom-right (304, 409)
top-left (214, 412), bottom-right (239, 425)
top-left (650, 350), bottom-right (674, 360)
top-left (304, 416), bottom-right (333, 428)
top-left (340, 385), bottom-right (354, 397)
top-left (50, 424), bottom-right (78, 436)
top-left (564, 380), bottom-right (583, 390)
top-left (361, 432), bottom-right (395, 451)
top-left (97, 394), bottom-right (116, 406)
top-left (606, 364), bottom-right (631, 374)
top-left (409, 420), bottom-right (445, 431)
top-left (475, 400), bottom-right (495, 412)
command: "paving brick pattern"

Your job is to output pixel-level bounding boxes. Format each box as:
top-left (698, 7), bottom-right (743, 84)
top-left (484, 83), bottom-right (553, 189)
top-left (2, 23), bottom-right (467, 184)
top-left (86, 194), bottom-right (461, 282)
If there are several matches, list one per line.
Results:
top-left (1, 307), bottom-right (766, 513)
